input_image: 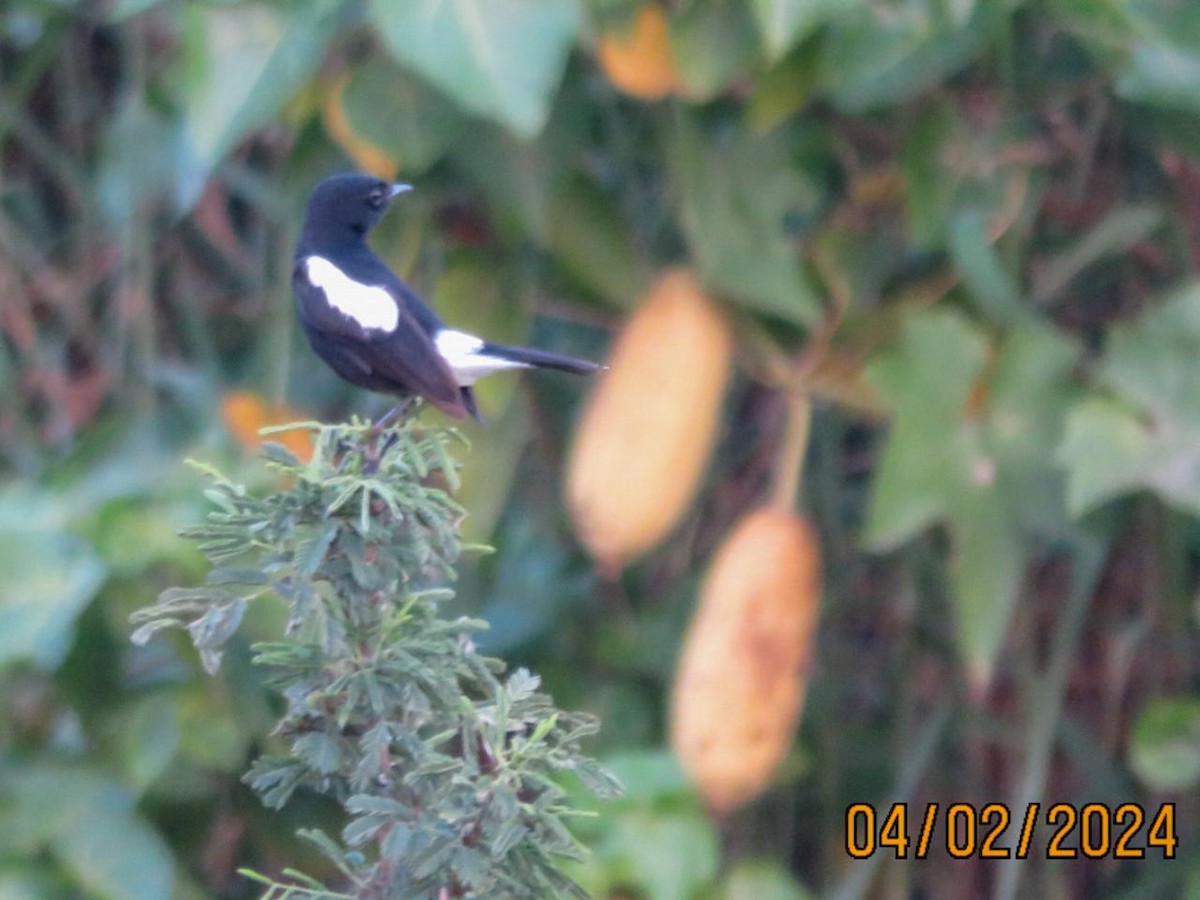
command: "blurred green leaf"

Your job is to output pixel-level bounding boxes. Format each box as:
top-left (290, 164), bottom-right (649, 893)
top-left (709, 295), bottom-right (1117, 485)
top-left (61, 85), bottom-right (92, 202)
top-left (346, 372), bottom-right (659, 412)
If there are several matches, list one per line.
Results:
top-left (1129, 697), bottom-right (1200, 791)
top-left (370, 0), bottom-right (580, 138)
top-left (0, 869), bottom-right (62, 900)
top-left (671, 0), bottom-right (760, 99)
top-left (600, 751), bottom-right (696, 808)
top-left (946, 477), bottom-right (1023, 687)
top-left (865, 310), bottom-right (986, 549)
top-left (903, 100), bottom-right (961, 248)
top-left (1129, 105), bottom-right (1200, 163)
top-left (983, 325), bottom-right (1080, 535)
top-left (0, 499), bottom-right (106, 670)
top-left (819, 0), bottom-right (998, 111)
top-left (457, 394), bottom-right (530, 544)
top-left (964, 326), bottom-right (1079, 675)
top-left (175, 685), bottom-right (247, 771)
top-left (724, 860), bottom-right (814, 900)
top-left (1090, 283), bottom-right (1200, 417)
top-left (1031, 204), bottom-right (1164, 305)
top-left (97, 99), bottom-right (201, 227)
top-left (182, 0), bottom-right (333, 170)
top-left (671, 114), bottom-right (822, 325)
top-left (811, 224), bottom-right (909, 314)
top-left (55, 812), bottom-right (172, 900)
top-left (565, 749), bottom-right (706, 897)
top-left (1060, 283), bottom-right (1200, 516)
top-left (0, 768), bottom-right (128, 852)
top-left (547, 175), bottom-right (649, 309)
top-left (1046, 0), bottom-right (1134, 49)
top-left (108, 0), bottom-right (163, 19)
top-left (750, 0), bottom-right (842, 62)
top-left (612, 811), bottom-right (718, 900)
top-left (91, 498), bottom-right (199, 577)
top-left (0, 767), bottom-right (172, 900)
top-left (747, 40), bottom-right (822, 133)
top-left (867, 313), bottom-right (1078, 682)
top-left (1118, 42), bottom-right (1200, 116)
top-left (949, 208), bottom-right (1022, 325)
top-left (475, 512), bottom-right (590, 655)
top-left (450, 85), bottom-right (589, 244)
top-left (118, 694), bottom-right (180, 795)
top-left (1059, 396), bottom-right (1164, 516)
top-left (338, 56), bottom-right (466, 176)
top-left (1115, 2), bottom-right (1200, 116)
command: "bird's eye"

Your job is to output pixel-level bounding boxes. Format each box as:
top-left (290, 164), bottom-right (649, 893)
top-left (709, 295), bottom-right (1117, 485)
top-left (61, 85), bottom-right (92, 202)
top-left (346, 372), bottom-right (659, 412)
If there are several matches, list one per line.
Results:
top-left (367, 187), bottom-right (385, 208)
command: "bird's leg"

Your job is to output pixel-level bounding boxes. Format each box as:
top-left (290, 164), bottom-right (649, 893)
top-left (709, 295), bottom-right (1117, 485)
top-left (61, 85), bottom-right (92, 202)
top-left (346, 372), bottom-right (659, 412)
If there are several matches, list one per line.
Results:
top-left (370, 398), bottom-right (413, 437)
top-left (364, 398), bottom-right (413, 471)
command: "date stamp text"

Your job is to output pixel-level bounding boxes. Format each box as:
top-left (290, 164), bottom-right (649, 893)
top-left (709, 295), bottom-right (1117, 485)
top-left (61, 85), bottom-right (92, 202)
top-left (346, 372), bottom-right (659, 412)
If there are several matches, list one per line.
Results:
top-left (845, 802), bottom-right (1177, 860)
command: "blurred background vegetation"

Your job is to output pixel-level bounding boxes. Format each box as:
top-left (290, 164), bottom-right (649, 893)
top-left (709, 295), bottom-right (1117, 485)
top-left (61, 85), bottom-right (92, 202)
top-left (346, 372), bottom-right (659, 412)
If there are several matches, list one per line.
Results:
top-left (2, 0), bottom-right (1200, 897)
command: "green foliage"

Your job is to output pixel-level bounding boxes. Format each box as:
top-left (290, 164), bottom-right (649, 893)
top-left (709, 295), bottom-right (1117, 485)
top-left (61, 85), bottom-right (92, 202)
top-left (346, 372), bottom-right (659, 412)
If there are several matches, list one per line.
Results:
top-left (131, 419), bottom-right (620, 899)
top-left (370, 0), bottom-right (580, 138)
top-left (749, 0), bottom-right (835, 62)
top-left (865, 313), bottom-right (1081, 682)
top-left (1061, 284), bottom-right (1200, 516)
top-left (567, 751), bottom-right (719, 900)
top-left (0, 766), bottom-right (174, 900)
top-left (337, 58), bottom-right (466, 176)
top-left (670, 0), bottom-right (760, 100)
top-left (1129, 697), bottom-right (1200, 792)
top-left (0, 507), bottom-right (106, 669)
top-left (180, 1), bottom-right (334, 172)
top-left (670, 114), bottom-right (823, 325)
top-left (4, 0), bottom-right (1200, 896)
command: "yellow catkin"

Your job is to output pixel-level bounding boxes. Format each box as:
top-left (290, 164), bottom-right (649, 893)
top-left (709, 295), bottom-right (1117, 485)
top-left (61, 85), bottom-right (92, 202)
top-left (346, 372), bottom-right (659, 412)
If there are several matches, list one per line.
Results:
top-left (670, 508), bottom-right (822, 815)
top-left (595, 5), bottom-right (683, 101)
top-left (566, 269), bottom-right (732, 573)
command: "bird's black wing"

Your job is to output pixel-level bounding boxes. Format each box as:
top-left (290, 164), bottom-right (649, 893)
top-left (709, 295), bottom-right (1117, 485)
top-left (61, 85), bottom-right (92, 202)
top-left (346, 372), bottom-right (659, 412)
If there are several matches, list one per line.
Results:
top-left (293, 257), bottom-right (467, 418)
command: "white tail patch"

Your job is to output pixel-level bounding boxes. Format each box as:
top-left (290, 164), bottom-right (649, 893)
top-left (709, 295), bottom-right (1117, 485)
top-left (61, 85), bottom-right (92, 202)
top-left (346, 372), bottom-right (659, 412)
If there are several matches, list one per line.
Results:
top-left (435, 329), bottom-right (529, 386)
top-left (305, 256), bottom-right (399, 332)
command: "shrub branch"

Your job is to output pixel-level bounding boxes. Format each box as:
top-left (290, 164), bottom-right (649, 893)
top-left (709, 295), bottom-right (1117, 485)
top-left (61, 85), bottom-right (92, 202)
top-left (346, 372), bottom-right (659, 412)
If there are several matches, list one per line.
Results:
top-left (131, 417), bottom-right (620, 899)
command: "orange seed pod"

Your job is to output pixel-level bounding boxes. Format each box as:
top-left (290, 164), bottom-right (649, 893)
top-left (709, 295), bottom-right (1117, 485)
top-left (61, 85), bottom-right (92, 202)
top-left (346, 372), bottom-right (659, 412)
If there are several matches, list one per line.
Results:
top-left (669, 508), bottom-right (822, 815)
top-left (566, 269), bottom-right (732, 573)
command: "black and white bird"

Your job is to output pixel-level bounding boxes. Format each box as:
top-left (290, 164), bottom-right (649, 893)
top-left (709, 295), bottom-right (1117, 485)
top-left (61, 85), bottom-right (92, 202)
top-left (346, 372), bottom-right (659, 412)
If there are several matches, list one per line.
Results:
top-left (293, 173), bottom-right (600, 421)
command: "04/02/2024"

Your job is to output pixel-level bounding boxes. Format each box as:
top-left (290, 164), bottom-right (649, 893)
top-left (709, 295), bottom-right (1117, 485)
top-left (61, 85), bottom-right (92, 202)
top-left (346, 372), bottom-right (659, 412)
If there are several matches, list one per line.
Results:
top-left (845, 801), bottom-right (1177, 860)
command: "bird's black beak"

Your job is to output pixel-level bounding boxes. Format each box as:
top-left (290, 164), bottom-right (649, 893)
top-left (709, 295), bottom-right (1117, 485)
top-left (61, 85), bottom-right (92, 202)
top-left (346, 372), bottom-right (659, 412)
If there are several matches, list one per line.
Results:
top-left (389, 183), bottom-right (413, 200)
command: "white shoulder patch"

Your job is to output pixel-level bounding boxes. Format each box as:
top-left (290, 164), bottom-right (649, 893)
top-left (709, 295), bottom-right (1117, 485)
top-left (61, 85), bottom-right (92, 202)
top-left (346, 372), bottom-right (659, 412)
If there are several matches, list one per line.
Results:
top-left (305, 256), bottom-right (399, 332)
top-left (435, 329), bottom-right (529, 386)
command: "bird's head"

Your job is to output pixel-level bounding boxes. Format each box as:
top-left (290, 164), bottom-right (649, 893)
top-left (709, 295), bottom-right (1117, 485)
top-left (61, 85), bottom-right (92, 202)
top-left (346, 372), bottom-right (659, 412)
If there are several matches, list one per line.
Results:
top-left (300, 173), bottom-right (412, 246)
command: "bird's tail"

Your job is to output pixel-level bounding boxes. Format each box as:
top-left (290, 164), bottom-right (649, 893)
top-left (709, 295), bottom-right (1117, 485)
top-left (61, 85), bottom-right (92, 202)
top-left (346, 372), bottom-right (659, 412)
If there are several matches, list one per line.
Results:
top-left (478, 341), bottom-right (602, 375)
